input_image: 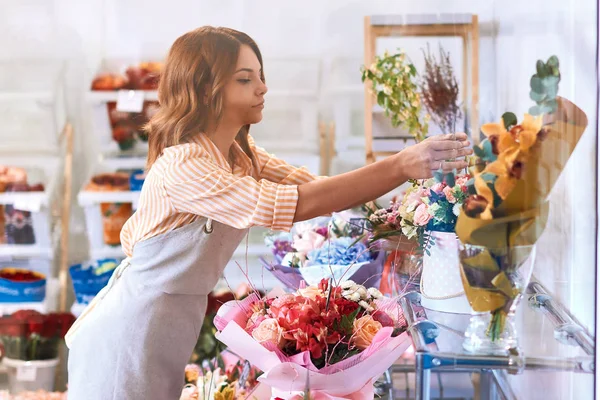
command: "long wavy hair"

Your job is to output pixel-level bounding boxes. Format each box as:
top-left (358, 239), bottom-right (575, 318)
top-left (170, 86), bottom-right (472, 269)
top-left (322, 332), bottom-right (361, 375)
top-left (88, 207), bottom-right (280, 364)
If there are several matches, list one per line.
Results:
top-left (145, 26), bottom-right (264, 169)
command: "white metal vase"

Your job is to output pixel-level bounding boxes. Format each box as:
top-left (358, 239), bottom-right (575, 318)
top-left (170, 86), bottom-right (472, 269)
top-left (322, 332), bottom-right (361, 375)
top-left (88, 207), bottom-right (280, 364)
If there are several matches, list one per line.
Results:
top-left (420, 231), bottom-right (472, 314)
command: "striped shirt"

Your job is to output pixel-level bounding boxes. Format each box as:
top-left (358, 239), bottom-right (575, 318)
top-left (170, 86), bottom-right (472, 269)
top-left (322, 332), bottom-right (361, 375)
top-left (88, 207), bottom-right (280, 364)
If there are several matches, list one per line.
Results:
top-left (120, 133), bottom-right (319, 257)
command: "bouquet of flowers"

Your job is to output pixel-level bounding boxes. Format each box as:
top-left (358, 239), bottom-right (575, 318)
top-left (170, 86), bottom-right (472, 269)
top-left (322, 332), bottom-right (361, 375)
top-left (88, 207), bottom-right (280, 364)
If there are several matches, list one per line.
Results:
top-left (213, 279), bottom-right (410, 399)
top-left (181, 351), bottom-right (262, 400)
top-left (455, 55), bottom-right (589, 345)
top-left (364, 175), bottom-right (470, 255)
top-left (262, 214), bottom-right (384, 289)
top-left (0, 310), bottom-right (76, 361)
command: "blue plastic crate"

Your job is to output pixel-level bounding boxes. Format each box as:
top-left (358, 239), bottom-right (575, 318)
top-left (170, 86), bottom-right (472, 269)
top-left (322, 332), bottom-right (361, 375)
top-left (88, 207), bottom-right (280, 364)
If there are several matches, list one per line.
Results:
top-left (69, 259), bottom-right (119, 305)
top-left (0, 268), bottom-right (46, 303)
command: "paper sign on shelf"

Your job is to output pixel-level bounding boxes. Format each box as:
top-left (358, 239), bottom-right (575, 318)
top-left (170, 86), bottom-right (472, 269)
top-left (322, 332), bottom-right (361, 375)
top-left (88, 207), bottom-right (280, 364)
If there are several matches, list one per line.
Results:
top-left (16, 364), bottom-right (37, 382)
top-left (13, 197), bottom-right (41, 213)
top-left (116, 90), bottom-right (145, 113)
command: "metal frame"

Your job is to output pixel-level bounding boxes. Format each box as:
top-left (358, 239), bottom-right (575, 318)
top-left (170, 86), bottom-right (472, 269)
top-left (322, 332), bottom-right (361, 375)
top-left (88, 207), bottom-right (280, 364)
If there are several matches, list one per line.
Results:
top-left (394, 281), bottom-right (594, 400)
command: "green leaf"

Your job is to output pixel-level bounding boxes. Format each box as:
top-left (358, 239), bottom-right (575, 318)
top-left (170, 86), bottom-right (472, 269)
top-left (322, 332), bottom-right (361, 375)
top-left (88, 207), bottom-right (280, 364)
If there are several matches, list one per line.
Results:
top-left (501, 112), bottom-right (518, 129)
top-left (445, 171), bottom-right (456, 187)
top-left (542, 75), bottom-right (560, 88)
top-left (536, 60), bottom-right (546, 77)
top-left (377, 91), bottom-right (385, 106)
top-left (480, 139), bottom-right (497, 162)
top-left (340, 307), bottom-right (360, 335)
top-left (545, 98), bottom-right (558, 113)
top-left (530, 76), bottom-right (544, 93)
top-left (529, 90), bottom-right (546, 103)
top-left (473, 144), bottom-right (485, 158)
top-left (545, 84), bottom-right (558, 100)
top-left (547, 55), bottom-right (559, 68)
top-left (529, 105), bottom-right (542, 116)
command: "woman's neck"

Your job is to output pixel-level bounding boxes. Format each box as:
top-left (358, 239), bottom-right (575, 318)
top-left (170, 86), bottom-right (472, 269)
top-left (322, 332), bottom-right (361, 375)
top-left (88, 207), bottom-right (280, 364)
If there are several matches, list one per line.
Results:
top-left (205, 121), bottom-right (242, 161)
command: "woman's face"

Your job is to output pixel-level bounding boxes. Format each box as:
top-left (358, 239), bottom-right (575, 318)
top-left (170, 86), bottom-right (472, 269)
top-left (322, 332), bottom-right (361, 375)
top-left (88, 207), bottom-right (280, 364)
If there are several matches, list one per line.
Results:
top-left (221, 45), bottom-right (268, 126)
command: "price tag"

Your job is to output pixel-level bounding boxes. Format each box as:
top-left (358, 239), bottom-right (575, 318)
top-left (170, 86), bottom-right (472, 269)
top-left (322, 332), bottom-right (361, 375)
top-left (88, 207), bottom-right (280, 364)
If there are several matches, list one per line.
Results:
top-left (13, 196), bottom-right (41, 212)
top-left (116, 90), bottom-right (145, 113)
top-left (16, 364), bottom-right (37, 382)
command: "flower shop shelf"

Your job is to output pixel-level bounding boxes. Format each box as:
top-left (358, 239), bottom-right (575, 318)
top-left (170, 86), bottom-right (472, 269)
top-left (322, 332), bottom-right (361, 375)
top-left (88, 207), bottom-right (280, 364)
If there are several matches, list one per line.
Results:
top-left (397, 280), bottom-right (594, 400)
top-left (0, 156), bottom-right (62, 259)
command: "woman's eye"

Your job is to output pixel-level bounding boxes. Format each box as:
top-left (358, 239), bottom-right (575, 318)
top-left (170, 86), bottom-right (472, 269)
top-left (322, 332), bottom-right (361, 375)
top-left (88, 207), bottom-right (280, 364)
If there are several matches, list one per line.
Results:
top-left (237, 79), bottom-right (251, 84)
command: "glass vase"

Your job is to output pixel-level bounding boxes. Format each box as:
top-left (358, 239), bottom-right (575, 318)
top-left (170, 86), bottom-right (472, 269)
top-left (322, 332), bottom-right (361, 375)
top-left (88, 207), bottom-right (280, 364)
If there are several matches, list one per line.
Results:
top-left (458, 243), bottom-right (536, 355)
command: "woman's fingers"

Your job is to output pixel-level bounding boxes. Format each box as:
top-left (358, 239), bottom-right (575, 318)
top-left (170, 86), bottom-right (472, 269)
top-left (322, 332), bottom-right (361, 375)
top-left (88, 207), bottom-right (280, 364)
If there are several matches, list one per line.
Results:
top-left (431, 139), bottom-right (471, 150)
top-left (434, 147), bottom-right (474, 161)
top-left (430, 132), bottom-right (468, 142)
top-left (440, 160), bottom-right (469, 172)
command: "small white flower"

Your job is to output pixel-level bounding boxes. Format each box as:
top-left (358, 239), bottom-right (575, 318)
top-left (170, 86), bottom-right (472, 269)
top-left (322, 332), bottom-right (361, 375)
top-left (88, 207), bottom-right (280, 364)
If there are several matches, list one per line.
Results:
top-left (359, 300), bottom-right (375, 312)
top-left (356, 286), bottom-right (368, 300)
top-left (341, 280), bottom-right (355, 290)
top-left (383, 85), bottom-right (393, 96)
top-left (453, 203), bottom-right (461, 216)
top-left (368, 287), bottom-right (383, 299)
top-left (347, 292), bottom-right (361, 302)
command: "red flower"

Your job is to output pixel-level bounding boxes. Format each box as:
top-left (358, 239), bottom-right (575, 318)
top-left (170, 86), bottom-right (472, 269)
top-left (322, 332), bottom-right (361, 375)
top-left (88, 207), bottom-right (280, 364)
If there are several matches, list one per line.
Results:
top-left (46, 313), bottom-right (76, 338)
top-left (372, 310), bottom-right (395, 327)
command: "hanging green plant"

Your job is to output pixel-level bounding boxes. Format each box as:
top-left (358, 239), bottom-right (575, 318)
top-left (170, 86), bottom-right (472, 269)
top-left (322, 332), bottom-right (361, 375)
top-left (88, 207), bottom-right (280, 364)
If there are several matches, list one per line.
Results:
top-left (361, 50), bottom-right (429, 142)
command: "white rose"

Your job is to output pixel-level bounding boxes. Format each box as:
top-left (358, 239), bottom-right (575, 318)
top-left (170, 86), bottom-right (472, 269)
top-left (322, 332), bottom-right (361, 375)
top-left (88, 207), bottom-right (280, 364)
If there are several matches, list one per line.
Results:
top-left (341, 280), bottom-right (355, 290)
top-left (252, 318), bottom-right (285, 349)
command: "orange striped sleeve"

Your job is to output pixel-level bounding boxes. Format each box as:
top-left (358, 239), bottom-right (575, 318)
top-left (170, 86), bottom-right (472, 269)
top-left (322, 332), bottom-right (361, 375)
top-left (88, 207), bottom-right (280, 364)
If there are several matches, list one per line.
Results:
top-left (163, 147), bottom-right (299, 232)
top-left (248, 136), bottom-right (320, 185)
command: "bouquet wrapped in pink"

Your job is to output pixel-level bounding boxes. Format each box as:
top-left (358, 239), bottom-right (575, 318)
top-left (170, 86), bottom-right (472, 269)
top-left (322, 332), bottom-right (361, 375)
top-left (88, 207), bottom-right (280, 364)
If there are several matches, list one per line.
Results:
top-left (214, 279), bottom-right (410, 399)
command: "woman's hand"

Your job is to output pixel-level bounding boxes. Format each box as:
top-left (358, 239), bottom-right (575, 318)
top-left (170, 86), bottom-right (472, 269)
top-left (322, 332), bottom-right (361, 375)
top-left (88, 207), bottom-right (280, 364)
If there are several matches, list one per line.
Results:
top-left (395, 133), bottom-right (473, 180)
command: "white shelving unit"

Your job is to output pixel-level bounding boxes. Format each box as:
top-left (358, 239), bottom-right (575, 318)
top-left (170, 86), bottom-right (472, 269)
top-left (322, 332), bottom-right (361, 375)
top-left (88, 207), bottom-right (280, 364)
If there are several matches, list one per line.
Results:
top-left (0, 60), bottom-right (72, 316)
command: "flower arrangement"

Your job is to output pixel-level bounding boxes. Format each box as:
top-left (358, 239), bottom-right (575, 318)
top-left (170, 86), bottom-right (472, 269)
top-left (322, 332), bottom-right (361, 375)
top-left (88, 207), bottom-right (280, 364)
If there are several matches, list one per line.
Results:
top-left (263, 215), bottom-right (383, 289)
top-left (455, 55), bottom-right (589, 345)
top-left (180, 352), bottom-right (261, 400)
top-left (213, 279), bottom-right (410, 398)
top-left (361, 50), bottom-right (429, 141)
top-left (0, 310), bottom-right (76, 361)
top-left (364, 175), bottom-right (470, 255)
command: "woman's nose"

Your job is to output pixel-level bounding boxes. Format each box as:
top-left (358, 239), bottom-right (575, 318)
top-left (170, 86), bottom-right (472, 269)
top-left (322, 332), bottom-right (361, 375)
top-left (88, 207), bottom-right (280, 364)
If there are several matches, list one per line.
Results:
top-left (257, 81), bottom-right (268, 96)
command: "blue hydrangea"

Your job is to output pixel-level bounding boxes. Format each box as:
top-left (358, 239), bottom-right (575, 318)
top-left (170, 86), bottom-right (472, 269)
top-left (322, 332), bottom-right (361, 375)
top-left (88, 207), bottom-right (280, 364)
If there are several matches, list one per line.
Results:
top-left (307, 237), bottom-right (372, 266)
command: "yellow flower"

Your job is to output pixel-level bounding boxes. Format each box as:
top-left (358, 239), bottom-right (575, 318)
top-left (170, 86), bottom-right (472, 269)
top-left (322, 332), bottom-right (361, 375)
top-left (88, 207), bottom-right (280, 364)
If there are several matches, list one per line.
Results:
top-left (518, 113), bottom-right (543, 152)
top-left (481, 120), bottom-right (507, 137)
top-left (214, 386), bottom-right (235, 400)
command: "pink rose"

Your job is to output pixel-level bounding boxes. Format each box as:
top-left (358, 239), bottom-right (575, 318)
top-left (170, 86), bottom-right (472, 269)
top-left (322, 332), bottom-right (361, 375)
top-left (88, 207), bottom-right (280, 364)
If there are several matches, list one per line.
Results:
top-left (443, 186), bottom-right (457, 204)
top-left (413, 204), bottom-right (432, 226)
top-left (431, 183), bottom-right (444, 193)
top-left (352, 315), bottom-right (383, 350)
top-left (456, 176), bottom-right (469, 187)
top-left (297, 285), bottom-right (324, 300)
top-left (293, 231), bottom-right (326, 254)
top-left (252, 318), bottom-right (285, 349)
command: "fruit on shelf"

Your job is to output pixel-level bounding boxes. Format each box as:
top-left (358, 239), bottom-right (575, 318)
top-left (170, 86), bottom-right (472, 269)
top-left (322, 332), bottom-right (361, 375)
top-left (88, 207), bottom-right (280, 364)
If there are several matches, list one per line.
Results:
top-left (125, 62), bottom-right (162, 90)
top-left (91, 74), bottom-right (129, 91)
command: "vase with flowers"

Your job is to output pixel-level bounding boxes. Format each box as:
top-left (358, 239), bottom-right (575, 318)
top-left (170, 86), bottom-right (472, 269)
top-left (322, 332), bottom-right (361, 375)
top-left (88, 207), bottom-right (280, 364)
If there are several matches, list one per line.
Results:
top-left (0, 310), bottom-right (76, 393)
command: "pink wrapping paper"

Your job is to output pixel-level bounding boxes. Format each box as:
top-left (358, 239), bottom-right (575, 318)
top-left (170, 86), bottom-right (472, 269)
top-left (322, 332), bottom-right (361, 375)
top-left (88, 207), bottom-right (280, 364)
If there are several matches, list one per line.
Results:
top-left (215, 296), bottom-right (411, 399)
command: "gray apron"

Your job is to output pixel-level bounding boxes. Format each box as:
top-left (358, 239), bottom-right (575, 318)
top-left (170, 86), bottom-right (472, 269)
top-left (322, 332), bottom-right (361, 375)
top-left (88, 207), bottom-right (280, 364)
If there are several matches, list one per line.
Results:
top-left (66, 218), bottom-right (248, 400)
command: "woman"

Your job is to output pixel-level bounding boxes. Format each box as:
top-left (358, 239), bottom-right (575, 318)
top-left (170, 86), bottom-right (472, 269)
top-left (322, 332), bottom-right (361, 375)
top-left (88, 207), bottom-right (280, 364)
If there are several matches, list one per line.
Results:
top-left (66, 26), bottom-right (471, 399)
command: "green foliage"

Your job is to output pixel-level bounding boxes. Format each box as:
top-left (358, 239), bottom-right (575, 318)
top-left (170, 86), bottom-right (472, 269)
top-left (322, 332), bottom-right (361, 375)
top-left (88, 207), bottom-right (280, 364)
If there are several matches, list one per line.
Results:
top-left (529, 55), bottom-right (561, 115)
top-left (361, 50), bottom-right (429, 141)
